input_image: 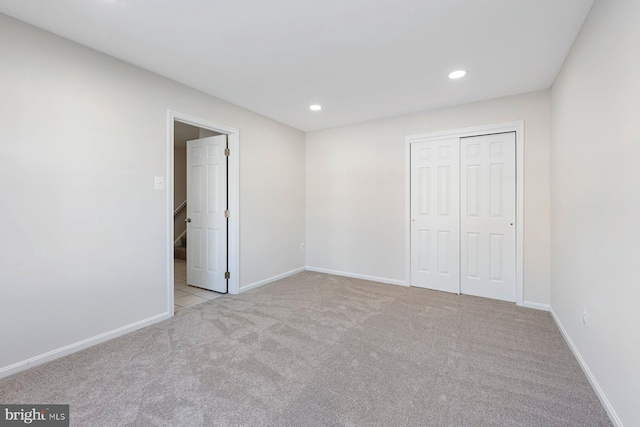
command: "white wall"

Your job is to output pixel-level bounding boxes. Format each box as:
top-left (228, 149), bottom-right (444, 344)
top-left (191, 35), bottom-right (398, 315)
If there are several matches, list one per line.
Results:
top-left (0, 14), bottom-right (305, 374)
top-left (306, 90), bottom-right (551, 305)
top-left (550, 0), bottom-right (640, 425)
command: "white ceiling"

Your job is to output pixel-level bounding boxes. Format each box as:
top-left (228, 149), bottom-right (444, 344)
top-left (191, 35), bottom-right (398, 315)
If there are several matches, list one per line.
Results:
top-left (0, 0), bottom-right (594, 132)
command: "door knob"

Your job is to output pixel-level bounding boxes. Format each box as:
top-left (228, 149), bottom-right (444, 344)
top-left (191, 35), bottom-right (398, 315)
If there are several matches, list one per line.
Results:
top-left (510, 222), bottom-right (514, 226)
top-left (185, 218), bottom-right (191, 223)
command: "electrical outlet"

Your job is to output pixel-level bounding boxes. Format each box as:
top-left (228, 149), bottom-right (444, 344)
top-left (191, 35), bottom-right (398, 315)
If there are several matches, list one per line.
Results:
top-left (300, 243), bottom-right (305, 251)
top-left (582, 305), bottom-right (588, 327)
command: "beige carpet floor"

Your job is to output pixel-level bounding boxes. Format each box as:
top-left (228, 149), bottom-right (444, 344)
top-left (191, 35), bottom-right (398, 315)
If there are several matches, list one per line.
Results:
top-left (0, 272), bottom-right (611, 426)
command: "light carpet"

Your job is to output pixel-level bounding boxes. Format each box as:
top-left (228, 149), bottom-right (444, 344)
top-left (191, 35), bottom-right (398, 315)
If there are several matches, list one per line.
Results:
top-left (0, 272), bottom-right (611, 426)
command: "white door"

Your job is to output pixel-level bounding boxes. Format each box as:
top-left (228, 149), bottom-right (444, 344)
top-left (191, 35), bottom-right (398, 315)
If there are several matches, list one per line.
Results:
top-left (410, 138), bottom-right (460, 293)
top-left (460, 133), bottom-right (516, 301)
top-left (186, 135), bottom-right (227, 292)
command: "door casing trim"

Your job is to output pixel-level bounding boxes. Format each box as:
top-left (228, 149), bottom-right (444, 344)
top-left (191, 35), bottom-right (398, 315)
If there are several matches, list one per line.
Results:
top-left (166, 110), bottom-right (240, 317)
top-left (404, 121), bottom-right (524, 306)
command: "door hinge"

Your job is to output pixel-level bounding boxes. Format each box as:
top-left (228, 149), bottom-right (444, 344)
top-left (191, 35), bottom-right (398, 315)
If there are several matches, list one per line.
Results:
top-left (224, 210), bottom-right (230, 218)
top-left (224, 271), bottom-right (230, 279)
top-left (224, 147), bottom-right (230, 156)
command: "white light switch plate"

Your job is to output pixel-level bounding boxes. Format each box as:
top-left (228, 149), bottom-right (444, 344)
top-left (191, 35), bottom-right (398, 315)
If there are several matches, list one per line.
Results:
top-left (154, 176), bottom-right (165, 190)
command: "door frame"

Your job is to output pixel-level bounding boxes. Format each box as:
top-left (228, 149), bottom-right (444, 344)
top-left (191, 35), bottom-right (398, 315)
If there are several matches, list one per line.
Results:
top-left (404, 121), bottom-right (524, 306)
top-left (166, 110), bottom-right (240, 316)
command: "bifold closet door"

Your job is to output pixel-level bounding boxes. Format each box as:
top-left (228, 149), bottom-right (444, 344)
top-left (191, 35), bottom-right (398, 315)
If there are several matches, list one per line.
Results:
top-left (460, 133), bottom-right (516, 302)
top-left (410, 138), bottom-right (460, 293)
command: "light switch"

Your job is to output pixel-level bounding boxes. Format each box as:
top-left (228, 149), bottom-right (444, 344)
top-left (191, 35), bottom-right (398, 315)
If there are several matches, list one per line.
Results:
top-left (154, 176), bottom-right (165, 190)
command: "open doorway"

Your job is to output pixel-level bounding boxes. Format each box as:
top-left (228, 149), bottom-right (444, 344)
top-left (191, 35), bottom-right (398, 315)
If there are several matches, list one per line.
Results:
top-left (167, 111), bottom-right (240, 315)
top-left (173, 122), bottom-right (223, 313)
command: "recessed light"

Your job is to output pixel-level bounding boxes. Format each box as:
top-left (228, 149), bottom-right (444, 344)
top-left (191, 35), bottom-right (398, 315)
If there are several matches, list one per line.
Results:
top-left (448, 70), bottom-right (467, 79)
top-left (309, 104), bottom-right (322, 111)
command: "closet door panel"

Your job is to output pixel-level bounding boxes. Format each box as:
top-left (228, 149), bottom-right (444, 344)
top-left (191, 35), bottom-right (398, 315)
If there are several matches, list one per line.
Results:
top-left (460, 133), bottom-right (516, 302)
top-left (410, 139), bottom-right (460, 294)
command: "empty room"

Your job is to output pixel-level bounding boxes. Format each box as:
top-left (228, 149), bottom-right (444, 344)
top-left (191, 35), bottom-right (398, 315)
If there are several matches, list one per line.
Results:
top-left (0, 0), bottom-right (637, 426)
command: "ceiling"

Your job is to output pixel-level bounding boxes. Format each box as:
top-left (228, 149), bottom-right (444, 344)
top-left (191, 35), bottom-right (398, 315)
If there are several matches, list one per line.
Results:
top-left (0, 0), bottom-right (594, 132)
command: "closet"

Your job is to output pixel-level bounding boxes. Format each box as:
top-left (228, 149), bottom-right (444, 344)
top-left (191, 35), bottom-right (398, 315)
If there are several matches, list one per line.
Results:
top-left (410, 132), bottom-right (516, 302)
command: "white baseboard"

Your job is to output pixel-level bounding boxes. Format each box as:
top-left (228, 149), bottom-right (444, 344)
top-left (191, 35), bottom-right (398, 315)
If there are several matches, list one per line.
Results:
top-left (0, 312), bottom-right (171, 380)
top-left (305, 266), bottom-right (407, 287)
top-left (239, 267), bottom-right (305, 293)
top-left (549, 307), bottom-right (622, 427)
top-left (522, 301), bottom-right (550, 311)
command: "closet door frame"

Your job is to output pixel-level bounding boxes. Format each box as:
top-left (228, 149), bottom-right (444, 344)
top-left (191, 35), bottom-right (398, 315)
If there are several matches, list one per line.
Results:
top-left (404, 121), bottom-right (524, 306)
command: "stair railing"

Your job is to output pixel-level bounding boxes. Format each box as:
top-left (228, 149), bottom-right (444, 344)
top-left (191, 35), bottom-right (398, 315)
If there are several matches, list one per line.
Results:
top-left (174, 199), bottom-right (188, 247)
top-left (174, 199), bottom-right (187, 217)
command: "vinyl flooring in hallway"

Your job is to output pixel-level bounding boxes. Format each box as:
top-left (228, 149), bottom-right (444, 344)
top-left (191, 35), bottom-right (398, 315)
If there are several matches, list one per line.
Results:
top-left (173, 258), bottom-right (221, 313)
